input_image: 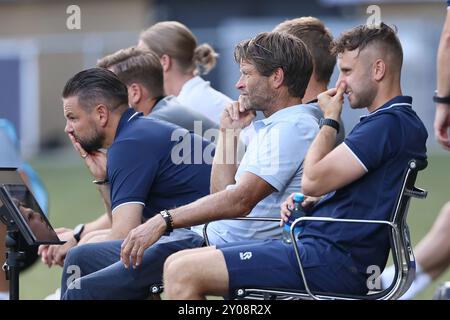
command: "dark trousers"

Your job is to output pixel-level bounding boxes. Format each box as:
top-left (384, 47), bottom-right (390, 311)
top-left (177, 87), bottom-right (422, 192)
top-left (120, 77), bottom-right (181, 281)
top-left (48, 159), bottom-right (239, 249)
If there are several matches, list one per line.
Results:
top-left (60, 228), bottom-right (205, 300)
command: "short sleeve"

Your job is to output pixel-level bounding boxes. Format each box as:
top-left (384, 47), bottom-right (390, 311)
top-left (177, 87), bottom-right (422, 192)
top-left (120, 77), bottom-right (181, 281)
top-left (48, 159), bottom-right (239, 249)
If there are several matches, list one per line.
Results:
top-left (344, 114), bottom-right (402, 172)
top-left (242, 118), bottom-right (319, 191)
top-left (107, 139), bottom-right (160, 211)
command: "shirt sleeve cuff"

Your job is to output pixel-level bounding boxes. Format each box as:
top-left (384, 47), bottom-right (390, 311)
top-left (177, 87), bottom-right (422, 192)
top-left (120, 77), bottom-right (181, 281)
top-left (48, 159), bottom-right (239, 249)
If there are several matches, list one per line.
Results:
top-left (343, 142), bottom-right (369, 172)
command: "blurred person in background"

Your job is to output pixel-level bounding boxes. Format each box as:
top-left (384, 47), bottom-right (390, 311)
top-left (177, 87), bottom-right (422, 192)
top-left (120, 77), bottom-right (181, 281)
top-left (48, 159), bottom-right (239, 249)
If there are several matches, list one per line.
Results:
top-left (273, 16), bottom-right (345, 145)
top-left (97, 46), bottom-right (218, 137)
top-left (381, 0), bottom-right (450, 299)
top-left (138, 21), bottom-right (232, 124)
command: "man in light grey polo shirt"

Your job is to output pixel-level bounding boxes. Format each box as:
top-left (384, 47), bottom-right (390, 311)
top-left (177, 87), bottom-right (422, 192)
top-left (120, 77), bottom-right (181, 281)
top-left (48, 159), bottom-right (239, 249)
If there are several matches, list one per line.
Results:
top-left (206, 103), bottom-right (320, 243)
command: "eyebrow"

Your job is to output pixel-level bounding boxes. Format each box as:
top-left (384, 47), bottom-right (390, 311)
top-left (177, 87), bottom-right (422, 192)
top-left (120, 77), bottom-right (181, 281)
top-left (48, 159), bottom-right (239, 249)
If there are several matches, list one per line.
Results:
top-left (64, 111), bottom-right (74, 118)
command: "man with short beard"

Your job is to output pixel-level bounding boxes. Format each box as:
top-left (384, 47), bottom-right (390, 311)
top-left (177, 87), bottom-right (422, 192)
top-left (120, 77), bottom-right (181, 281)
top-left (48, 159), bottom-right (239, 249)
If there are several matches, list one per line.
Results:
top-left (40, 68), bottom-right (213, 299)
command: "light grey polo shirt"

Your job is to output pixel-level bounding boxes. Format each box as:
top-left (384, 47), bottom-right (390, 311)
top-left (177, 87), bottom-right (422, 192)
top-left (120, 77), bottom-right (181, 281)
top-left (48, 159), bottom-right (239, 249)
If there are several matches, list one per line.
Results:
top-left (205, 103), bottom-right (321, 245)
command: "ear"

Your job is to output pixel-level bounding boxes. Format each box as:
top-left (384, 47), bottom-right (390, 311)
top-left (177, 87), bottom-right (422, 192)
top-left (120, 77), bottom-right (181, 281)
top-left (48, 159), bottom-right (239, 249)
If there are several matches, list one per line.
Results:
top-left (128, 83), bottom-right (142, 105)
top-left (373, 59), bottom-right (386, 82)
top-left (270, 67), bottom-right (285, 89)
top-left (94, 104), bottom-right (109, 128)
top-left (160, 54), bottom-right (171, 72)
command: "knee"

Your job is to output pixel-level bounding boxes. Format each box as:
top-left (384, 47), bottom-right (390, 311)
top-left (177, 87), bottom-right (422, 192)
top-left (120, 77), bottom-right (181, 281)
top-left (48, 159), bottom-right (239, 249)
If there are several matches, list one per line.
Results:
top-left (439, 202), bottom-right (450, 220)
top-left (164, 250), bottom-right (184, 272)
top-left (63, 244), bottom-right (92, 272)
top-left (433, 202), bottom-right (450, 234)
top-left (164, 255), bottom-right (196, 299)
top-left (64, 245), bottom-right (84, 268)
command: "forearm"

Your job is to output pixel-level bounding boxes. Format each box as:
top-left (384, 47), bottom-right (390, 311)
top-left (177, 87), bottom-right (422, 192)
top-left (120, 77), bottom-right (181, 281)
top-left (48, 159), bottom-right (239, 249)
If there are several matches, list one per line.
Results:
top-left (80, 229), bottom-right (117, 243)
top-left (302, 127), bottom-right (337, 195)
top-left (82, 213), bottom-right (112, 238)
top-left (102, 229), bottom-right (126, 241)
top-left (79, 228), bottom-right (110, 244)
top-left (210, 129), bottom-right (239, 193)
top-left (96, 184), bottom-right (112, 218)
top-left (437, 9), bottom-right (450, 96)
top-left (171, 188), bottom-right (253, 229)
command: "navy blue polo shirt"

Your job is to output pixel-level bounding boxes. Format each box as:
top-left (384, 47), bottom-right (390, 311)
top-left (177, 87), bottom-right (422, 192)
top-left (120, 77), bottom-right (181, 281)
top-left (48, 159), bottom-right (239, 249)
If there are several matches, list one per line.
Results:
top-left (302, 96), bottom-right (427, 274)
top-left (107, 108), bottom-right (214, 219)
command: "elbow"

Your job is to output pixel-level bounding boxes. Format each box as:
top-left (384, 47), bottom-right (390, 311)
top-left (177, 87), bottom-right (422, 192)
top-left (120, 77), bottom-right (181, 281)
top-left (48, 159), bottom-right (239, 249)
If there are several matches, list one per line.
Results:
top-left (438, 32), bottom-right (450, 55)
top-left (229, 190), bottom-right (256, 218)
top-left (237, 198), bottom-right (255, 217)
top-left (301, 176), bottom-right (324, 197)
top-left (443, 32), bottom-right (450, 48)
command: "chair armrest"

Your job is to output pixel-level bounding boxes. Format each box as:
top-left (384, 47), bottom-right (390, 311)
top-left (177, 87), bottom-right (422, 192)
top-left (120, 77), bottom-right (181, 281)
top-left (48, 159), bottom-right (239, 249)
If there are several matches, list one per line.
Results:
top-left (290, 216), bottom-right (397, 300)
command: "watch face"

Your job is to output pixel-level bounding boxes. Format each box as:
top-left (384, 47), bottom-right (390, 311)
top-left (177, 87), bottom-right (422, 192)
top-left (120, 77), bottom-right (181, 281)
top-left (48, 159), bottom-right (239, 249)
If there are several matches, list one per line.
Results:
top-left (74, 224), bottom-right (82, 234)
top-left (73, 224), bottom-right (84, 240)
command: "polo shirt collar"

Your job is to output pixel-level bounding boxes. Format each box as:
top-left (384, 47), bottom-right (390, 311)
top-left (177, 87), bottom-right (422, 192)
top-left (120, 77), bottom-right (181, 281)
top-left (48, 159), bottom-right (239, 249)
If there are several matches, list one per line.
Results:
top-left (115, 108), bottom-right (142, 140)
top-left (149, 96), bottom-right (167, 113)
top-left (360, 96), bottom-right (412, 121)
top-left (263, 104), bottom-right (305, 125)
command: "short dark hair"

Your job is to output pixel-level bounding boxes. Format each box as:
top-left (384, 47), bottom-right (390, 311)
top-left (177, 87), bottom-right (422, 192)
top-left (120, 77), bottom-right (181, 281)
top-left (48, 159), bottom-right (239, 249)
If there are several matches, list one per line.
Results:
top-left (62, 68), bottom-right (129, 112)
top-left (274, 16), bottom-right (335, 84)
top-left (332, 23), bottom-right (403, 69)
top-left (234, 31), bottom-right (313, 98)
top-left (97, 47), bottom-right (164, 98)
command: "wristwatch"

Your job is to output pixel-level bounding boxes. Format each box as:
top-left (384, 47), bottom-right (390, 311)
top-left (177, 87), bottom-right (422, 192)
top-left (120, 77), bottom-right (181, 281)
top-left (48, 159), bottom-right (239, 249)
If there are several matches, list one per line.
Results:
top-left (160, 210), bottom-right (174, 233)
top-left (73, 223), bottom-right (85, 243)
top-left (319, 118), bottom-right (340, 134)
top-left (433, 91), bottom-right (450, 104)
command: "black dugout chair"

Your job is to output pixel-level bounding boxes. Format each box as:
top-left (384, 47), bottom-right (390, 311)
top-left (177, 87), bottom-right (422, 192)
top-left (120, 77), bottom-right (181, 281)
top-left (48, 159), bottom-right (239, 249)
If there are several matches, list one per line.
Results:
top-left (202, 159), bottom-right (428, 300)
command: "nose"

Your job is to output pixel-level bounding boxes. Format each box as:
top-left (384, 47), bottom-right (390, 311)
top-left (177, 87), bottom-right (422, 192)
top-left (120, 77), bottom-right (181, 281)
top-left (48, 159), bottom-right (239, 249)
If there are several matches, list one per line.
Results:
top-left (235, 75), bottom-right (245, 90)
top-left (337, 74), bottom-right (346, 88)
top-left (64, 121), bottom-right (73, 134)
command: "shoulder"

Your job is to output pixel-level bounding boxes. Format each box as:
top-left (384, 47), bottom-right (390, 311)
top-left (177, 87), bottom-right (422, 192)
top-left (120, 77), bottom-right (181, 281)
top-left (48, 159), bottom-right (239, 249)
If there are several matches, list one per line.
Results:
top-left (112, 118), bottom-right (179, 152)
top-left (275, 106), bottom-right (320, 132)
top-left (184, 77), bottom-right (232, 103)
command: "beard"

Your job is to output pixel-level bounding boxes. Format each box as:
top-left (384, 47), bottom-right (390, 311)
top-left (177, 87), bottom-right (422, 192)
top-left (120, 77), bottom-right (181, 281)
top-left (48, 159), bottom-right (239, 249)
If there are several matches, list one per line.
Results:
top-left (348, 84), bottom-right (377, 109)
top-left (75, 128), bottom-right (105, 153)
top-left (240, 88), bottom-right (275, 112)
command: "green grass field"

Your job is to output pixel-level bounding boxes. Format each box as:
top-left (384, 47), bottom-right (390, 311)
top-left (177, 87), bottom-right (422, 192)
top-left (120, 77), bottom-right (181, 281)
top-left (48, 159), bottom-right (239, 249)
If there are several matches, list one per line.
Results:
top-left (16, 150), bottom-right (450, 299)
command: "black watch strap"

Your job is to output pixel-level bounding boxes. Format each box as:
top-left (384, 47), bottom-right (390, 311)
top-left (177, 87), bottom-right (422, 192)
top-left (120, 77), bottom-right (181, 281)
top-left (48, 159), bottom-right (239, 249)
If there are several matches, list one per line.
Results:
top-left (433, 95), bottom-right (450, 104)
top-left (73, 224), bottom-right (85, 243)
top-left (319, 118), bottom-right (340, 134)
top-left (160, 210), bottom-right (174, 233)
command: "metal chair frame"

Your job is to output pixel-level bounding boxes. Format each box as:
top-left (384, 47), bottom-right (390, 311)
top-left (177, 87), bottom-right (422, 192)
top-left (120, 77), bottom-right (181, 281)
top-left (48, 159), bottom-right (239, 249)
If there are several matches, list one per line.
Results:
top-left (203, 159), bottom-right (428, 300)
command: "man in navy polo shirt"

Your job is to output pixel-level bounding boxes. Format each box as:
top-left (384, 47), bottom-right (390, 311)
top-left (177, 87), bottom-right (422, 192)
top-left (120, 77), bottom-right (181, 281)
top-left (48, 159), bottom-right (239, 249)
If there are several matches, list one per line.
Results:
top-left (54, 68), bottom-right (212, 299)
top-left (159, 23), bottom-right (428, 299)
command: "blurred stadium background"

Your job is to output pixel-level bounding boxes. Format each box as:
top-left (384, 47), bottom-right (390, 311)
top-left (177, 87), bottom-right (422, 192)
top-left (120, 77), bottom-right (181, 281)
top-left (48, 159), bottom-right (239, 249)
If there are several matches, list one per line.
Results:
top-left (0, 0), bottom-right (449, 299)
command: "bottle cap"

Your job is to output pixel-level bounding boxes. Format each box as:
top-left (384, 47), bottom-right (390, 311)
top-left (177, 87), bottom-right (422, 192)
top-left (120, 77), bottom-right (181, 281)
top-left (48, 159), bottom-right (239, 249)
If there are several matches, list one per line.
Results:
top-left (293, 193), bottom-right (305, 203)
